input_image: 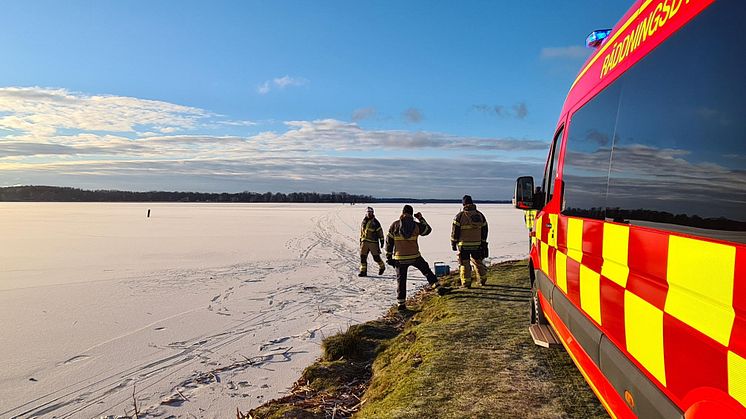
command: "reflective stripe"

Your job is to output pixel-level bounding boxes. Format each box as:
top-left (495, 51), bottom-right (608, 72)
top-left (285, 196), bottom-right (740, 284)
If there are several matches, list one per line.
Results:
top-left (728, 351), bottom-right (746, 407)
top-left (524, 210), bottom-right (537, 229)
top-left (601, 223), bottom-right (630, 288)
top-left (548, 213), bottom-right (558, 248)
top-left (665, 236), bottom-right (735, 346)
top-left (625, 290), bottom-right (666, 386)
top-left (541, 241), bottom-right (549, 274)
top-left (541, 215), bottom-right (742, 409)
top-left (569, 0), bottom-right (654, 90)
top-left (556, 251), bottom-right (568, 293)
top-left (361, 219), bottom-right (383, 241)
top-left (567, 217), bottom-right (583, 263)
top-left (579, 264), bottom-right (602, 325)
top-left (394, 237), bottom-right (418, 241)
top-left (394, 253), bottom-right (421, 261)
top-left (458, 241), bottom-right (482, 247)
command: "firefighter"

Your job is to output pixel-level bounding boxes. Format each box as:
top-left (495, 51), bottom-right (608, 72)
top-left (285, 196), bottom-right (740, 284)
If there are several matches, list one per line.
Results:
top-left (524, 208), bottom-right (537, 251)
top-left (359, 206), bottom-right (385, 277)
top-left (385, 205), bottom-right (447, 310)
top-left (451, 195), bottom-right (488, 288)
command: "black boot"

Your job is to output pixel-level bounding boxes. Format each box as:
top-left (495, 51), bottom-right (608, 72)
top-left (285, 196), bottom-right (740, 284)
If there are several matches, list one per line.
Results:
top-left (358, 271), bottom-right (367, 277)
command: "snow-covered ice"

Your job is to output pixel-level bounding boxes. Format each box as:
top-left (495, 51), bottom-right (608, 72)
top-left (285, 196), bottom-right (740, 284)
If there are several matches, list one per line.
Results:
top-left (0, 202), bottom-right (527, 418)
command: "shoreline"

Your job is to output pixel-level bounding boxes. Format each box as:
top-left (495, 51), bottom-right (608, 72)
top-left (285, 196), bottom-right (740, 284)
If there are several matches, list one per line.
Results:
top-left (243, 260), bottom-right (606, 419)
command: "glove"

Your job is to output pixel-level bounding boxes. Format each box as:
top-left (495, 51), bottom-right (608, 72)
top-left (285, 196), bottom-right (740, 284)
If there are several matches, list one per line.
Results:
top-left (482, 241), bottom-right (489, 258)
top-left (380, 240), bottom-right (385, 248)
top-left (386, 254), bottom-right (397, 267)
top-left (452, 243), bottom-right (458, 251)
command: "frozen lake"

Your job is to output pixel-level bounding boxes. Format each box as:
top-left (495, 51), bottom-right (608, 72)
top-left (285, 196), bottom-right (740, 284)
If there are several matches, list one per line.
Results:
top-left (0, 202), bottom-right (527, 418)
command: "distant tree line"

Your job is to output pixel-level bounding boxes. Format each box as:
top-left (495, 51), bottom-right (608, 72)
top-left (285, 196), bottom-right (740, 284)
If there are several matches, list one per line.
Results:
top-left (0, 186), bottom-right (375, 203)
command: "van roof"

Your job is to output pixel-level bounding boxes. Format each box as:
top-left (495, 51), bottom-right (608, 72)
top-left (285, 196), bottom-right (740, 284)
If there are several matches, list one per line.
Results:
top-left (560, 0), bottom-right (714, 121)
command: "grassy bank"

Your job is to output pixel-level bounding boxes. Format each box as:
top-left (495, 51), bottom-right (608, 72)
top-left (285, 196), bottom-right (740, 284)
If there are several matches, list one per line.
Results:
top-left (242, 260), bottom-right (607, 418)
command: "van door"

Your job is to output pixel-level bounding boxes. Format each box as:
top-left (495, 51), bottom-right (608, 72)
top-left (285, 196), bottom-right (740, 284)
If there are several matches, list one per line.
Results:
top-left (537, 124), bottom-right (564, 283)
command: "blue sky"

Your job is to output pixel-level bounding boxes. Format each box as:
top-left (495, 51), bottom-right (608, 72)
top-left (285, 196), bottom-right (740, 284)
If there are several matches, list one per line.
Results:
top-left (0, 1), bottom-right (630, 199)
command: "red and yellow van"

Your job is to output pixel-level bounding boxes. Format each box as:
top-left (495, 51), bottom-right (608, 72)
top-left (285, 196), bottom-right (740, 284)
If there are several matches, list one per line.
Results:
top-left (514, 1), bottom-right (746, 417)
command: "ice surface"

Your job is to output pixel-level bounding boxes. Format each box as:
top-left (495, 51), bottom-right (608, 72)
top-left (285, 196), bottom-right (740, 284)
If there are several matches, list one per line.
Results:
top-left (0, 202), bottom-right (527, 418)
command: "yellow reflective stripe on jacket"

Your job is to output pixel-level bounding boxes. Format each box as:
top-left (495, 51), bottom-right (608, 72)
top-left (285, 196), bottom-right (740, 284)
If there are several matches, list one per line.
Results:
top-left (361, 219), bottom-right (383, 241)
top-left (459, 241), bottom-right (482, 246)
top-left (388, 217), bottom-right (426, 260)
top-left (394, 253), bottom-right (421, 261)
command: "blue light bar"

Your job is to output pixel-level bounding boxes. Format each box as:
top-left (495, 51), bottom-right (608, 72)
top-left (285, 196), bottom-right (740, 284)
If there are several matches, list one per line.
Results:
top-left (586, 29), bottom-right (612, 48)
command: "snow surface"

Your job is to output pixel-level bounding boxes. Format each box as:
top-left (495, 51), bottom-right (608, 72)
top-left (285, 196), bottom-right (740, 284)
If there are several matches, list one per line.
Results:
top-left (0, 203), bottom-right (527, 418)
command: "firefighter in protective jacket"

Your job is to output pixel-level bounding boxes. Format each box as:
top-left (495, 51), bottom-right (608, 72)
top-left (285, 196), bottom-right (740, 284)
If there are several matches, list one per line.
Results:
top-left (451, 195), bottom-right (488, 287)
top-left (359, 206), bottom-right (385, 277)
top-left (385, 205), bottom-right (445, 310)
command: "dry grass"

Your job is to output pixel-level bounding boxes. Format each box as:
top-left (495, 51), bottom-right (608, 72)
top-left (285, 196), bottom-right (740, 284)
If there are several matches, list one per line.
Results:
top-left (242, 260), bottom-right (608, 419)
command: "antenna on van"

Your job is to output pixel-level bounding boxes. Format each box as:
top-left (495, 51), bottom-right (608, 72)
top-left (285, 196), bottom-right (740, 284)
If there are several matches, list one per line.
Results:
top-left (586, 29), bottom-right (612, 48)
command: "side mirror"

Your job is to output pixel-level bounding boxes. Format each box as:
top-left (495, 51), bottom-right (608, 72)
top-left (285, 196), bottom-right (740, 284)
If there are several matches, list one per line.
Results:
top-left (513, 176), bottom-right (535, 209)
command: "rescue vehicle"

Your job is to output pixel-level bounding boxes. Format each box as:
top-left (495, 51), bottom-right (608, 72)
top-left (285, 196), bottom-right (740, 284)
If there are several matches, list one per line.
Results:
top-left (513, 1), bottom-right (745, 417)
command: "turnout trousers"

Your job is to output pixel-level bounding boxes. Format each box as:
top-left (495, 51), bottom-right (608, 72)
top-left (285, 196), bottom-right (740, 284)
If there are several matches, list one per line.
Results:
top-left (395, 257), bottom-right (438, 305)
top-left (360, 241), bottom-right (385, 274)
top-left (458, 248), bottom-right (487, 287)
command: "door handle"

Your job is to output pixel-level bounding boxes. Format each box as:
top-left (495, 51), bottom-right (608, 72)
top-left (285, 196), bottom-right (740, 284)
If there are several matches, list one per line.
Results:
top-left (545, 223), bottom-right (552, 228)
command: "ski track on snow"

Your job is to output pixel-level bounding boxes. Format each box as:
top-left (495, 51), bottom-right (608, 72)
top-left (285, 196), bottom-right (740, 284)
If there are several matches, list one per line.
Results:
top-left (3, 207), bottom-right (395, 419)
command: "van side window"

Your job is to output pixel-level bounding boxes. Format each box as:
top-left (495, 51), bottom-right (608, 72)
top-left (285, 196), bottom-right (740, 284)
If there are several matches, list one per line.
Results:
top-left (545, 127), bottom-right (563, 203)
top-left (605, 0), bottom-right (746, 239)
top-left (561, 83), bottom-right (622, 220)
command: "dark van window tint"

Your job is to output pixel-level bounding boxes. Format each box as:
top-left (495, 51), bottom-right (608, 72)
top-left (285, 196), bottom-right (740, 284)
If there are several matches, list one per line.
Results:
top-left (544, 127), bottom-right (564, 203)
top-left (606, 1), bottom-right (746, 237)
top-left (562, 83), bottom-right (621, 220)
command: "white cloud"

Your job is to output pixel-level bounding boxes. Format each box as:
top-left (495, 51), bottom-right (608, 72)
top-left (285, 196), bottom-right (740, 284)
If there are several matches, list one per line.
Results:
top-left (273, 75), bottom-right (306, 88)
top-left (257, 82), bottom-right (271, 95)
top-left (0, 87), bottom-right (215, 138)
top-left (540, 46), bottom-right (590, 60)
top-left (257, 119), bottom-right (546, 152)
top-left (0, 87), bottom-right (547, 198)
top-left (0, 86), bottom-right (253, 141)
top-left (256, 76), bottom-right (308, 95)
top-left (0, 114), bottom-right (547, 162)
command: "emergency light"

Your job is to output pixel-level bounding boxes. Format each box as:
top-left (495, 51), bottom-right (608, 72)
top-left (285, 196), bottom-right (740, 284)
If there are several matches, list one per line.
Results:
top-left (586, 29), bottom-right (612, 48)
